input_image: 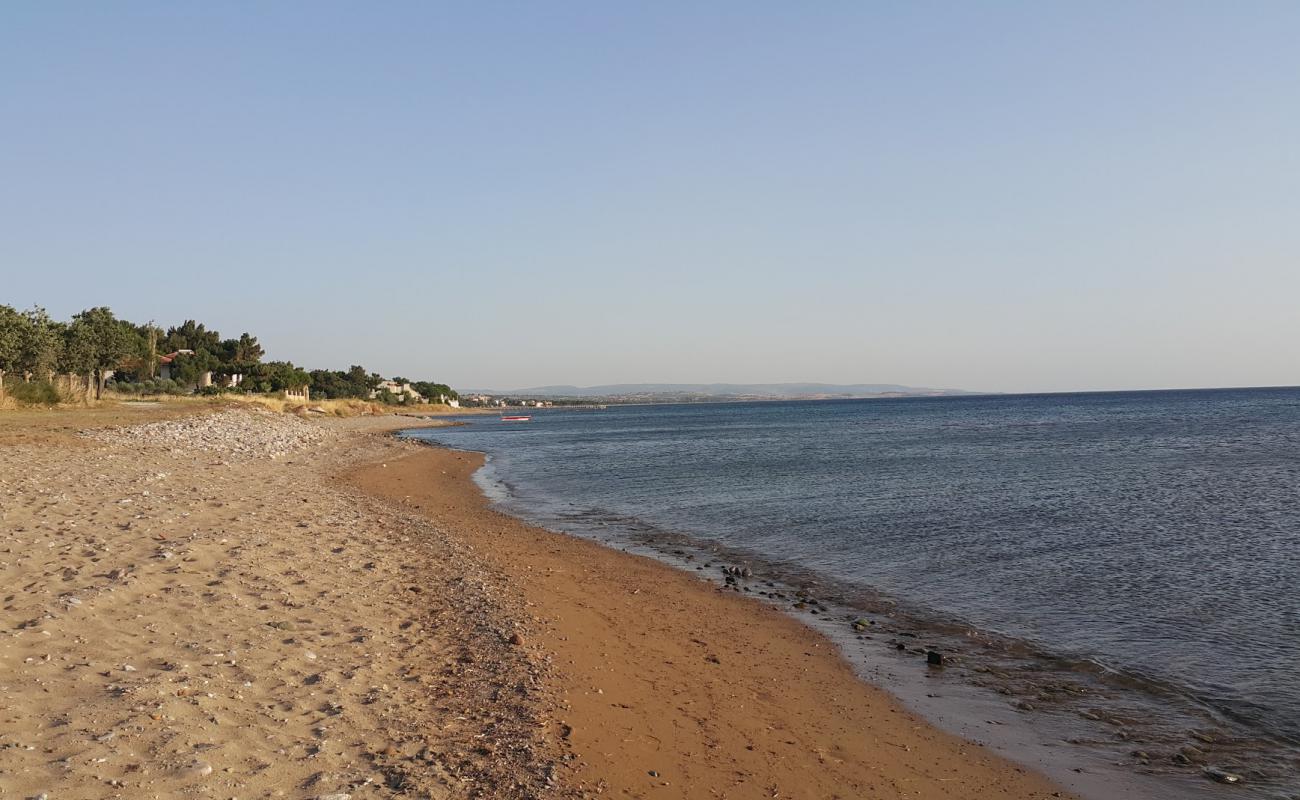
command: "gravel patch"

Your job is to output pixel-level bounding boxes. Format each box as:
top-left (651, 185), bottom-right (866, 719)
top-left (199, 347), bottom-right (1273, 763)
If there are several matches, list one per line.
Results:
top-left (83, 407), bottom-right (335, 459)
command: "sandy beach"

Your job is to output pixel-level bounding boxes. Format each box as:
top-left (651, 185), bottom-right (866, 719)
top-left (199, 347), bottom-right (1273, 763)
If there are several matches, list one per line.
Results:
top-left (1, 406), bottom-right (1072, 799)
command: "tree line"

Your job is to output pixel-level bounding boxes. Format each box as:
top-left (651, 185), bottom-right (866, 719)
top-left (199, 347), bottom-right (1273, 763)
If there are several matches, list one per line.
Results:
top-left (0, 305), bottom-right (458, 404)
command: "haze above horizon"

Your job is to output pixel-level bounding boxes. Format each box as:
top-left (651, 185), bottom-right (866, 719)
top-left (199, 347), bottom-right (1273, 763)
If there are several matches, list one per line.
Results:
top-left (4, 3), bottom-right (1297, 394)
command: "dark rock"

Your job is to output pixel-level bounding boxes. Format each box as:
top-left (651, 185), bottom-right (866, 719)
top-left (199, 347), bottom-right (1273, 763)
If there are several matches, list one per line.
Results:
top-left (1202, 766), bottom-right (1243, 785)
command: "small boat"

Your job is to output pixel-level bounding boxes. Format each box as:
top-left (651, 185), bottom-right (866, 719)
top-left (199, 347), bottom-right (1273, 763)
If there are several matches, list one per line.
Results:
top-left (500, 415), bottom-right (532, 422)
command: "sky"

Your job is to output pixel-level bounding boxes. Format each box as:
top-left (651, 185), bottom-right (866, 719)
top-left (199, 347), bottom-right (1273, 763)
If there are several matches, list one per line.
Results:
top-left (3, 2), bottom-right (1298, 393)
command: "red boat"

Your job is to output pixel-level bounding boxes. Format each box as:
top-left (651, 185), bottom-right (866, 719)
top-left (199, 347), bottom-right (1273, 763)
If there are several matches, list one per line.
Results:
top-left (500, 415), bottom-right (532, 422)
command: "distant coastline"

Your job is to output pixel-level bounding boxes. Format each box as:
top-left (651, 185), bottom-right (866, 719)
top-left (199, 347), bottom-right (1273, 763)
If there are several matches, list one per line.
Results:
top-left (465, 381), bottom-right (977, 405)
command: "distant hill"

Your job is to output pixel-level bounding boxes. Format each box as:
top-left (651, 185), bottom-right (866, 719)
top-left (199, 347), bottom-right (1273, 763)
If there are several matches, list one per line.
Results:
top-left (469, 382), bottom-right (972, 401)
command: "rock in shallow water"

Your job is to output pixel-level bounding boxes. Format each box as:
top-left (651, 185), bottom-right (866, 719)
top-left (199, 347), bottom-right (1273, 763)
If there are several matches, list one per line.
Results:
top-left (1202, 766), bottom-right (1243, 784)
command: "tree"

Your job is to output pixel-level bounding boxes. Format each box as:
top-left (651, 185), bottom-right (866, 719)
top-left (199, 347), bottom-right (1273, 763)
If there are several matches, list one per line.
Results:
top-left (19, 308), bottom-right (63, 380)
top-left (411, 381), bottom-right (458, 402)
top-left (137, 321), bottom-right (162, 379)
top-left (230, 333), bottom-right (264, 364)
top-left (0, 305), bottom-right (22, 394)
top-left (217, 333), bottom-right (264, 365)
top-left (0, 306), bottom-right (64, 393)
top-left (350, 365), bottom-right (378, 390)
top-left (306, 365), bottom-right (381, 399)
top-left (243, 361), bottom-right (310, 393)
top-left (65, 307), bottom-right (135, 399)
top-left (162, 320), bottom-right (221, 354)
top-left (170, 349), bottom-right (220, 387)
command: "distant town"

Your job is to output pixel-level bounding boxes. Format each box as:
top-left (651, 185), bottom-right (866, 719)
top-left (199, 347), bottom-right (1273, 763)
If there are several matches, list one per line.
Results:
top-left (460, 383), bottom-right (972, 407)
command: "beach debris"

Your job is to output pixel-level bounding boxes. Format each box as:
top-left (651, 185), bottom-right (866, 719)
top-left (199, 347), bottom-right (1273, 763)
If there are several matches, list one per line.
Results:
top-left (181, 759), bottom-right (214, 778)
top-left (1202, 766), bottom-right (1243, 785)
top-left (926, 650), bottom-right (944, 666)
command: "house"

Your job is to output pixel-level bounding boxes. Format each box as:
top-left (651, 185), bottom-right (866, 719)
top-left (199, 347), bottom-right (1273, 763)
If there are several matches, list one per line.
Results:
top-left (370, 380), bottom-right (424, 404)
top-left (156, 350), bottom-right (195, 381)
top-left (156, 351), bottom-right (242, 389)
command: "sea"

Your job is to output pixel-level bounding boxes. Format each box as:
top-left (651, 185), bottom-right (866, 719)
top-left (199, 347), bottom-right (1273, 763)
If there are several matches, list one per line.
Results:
top-left (400, 387), bottom-right (1300, 799)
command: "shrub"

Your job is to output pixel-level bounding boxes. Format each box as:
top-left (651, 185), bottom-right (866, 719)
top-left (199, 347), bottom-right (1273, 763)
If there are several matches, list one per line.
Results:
top-left (7, 380), bottom-right (61, 406)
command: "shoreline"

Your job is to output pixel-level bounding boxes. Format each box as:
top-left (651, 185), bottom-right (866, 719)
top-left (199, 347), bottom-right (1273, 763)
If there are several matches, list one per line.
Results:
top-left (343, 441), bottom-right (1077, 799)
top-left (0, 405), bottom-right (1227, 798)
top-left (399, 408), bottom-right (1300, 800)
top-left (463, 455), bottom-right (1243, 800)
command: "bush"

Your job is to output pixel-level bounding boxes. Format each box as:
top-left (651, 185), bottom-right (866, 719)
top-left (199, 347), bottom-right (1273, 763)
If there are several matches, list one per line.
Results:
top-left (7, 380), bottom-right (61, 406)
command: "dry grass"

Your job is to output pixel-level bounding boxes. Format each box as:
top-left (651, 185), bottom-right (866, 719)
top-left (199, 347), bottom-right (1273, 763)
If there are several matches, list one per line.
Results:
top-left (0, 398), bottom-right (214, 446)
top-left (214, 394), bottom-right (396, 417)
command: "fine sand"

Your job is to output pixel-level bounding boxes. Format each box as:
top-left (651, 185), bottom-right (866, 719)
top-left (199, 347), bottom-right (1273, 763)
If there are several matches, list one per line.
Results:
top-left (1, 408), bottom-right (558, 799)
top-left (1, 406), bottom-right (1073, 799)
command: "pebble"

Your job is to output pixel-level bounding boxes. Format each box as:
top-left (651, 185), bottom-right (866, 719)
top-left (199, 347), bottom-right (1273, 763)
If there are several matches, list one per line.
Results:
top-left (84, 408), bottom-right (335, 461)
top-left (182, 760), bottom-right (214, 778)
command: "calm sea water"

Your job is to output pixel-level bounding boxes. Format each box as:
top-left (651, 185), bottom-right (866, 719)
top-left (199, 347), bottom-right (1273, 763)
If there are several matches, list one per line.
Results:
top-left (404, 388), bottom-right (1300, 796)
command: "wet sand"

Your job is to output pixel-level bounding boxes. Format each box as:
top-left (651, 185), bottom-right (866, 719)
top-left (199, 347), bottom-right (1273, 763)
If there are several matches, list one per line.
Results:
top-left (345, 445), bottom-right (1075, 800)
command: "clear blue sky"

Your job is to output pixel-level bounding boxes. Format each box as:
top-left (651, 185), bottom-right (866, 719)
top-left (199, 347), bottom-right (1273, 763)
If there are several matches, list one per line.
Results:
top-left (3, 3), bottom-right (1297, 392)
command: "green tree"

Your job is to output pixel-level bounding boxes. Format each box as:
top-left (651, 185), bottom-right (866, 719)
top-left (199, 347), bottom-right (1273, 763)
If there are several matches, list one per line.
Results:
top-left (170, 349), bottom-right (220, 387)
top-left (411, 381), bottom-right (458, 402)
top-left (65, 307), bottom-right (134, 399)
top-left (0, 306), bottom-right (64, 392)
top-left (137, 321), bottom-right (163, 379)
top-left (162, 320), bottom-right (221, 354)
top-left (217, 333), bottom-right (264, 365)
top-left (232, 333), bottom-right (264, 364)
top-left (306, 365), bottom-right (381, 399)
top-left (243, 361), bottom-right (310, 393)
top-left (19, 307), bottom-right (64, 380)
top-left (351, 365), bottom-right (379, 391)
top-left (0, 305), bottom-right (23, 388)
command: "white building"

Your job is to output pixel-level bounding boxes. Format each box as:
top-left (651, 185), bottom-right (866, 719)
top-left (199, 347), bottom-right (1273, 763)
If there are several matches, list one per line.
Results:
top-left (371, 380), bottom-right (424, 404)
